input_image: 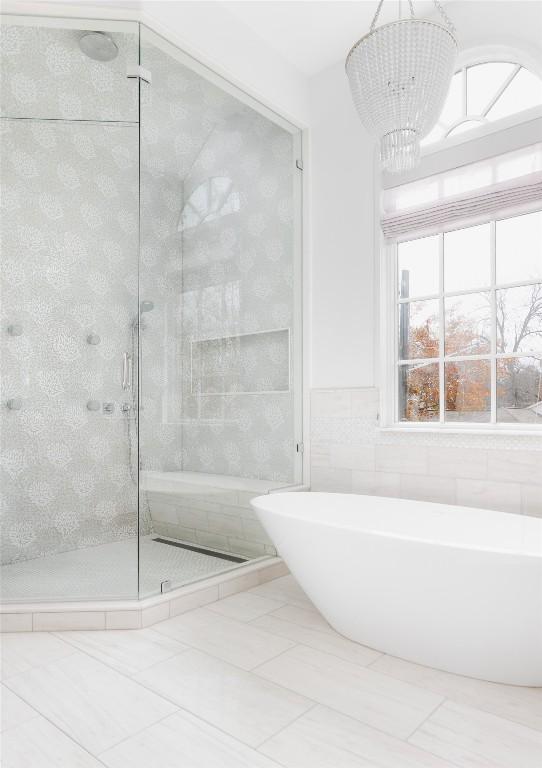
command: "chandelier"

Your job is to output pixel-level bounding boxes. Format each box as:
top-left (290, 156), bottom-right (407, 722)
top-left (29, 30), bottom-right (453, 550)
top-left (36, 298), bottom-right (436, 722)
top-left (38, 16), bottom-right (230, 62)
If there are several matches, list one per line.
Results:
top-left (346, 0), bottom-right (457, 173)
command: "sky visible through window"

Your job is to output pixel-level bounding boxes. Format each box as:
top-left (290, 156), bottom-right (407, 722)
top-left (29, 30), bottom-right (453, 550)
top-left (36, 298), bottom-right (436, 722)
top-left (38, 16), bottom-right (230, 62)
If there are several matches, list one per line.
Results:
top-left (422, 62), bottom-right (542, 147)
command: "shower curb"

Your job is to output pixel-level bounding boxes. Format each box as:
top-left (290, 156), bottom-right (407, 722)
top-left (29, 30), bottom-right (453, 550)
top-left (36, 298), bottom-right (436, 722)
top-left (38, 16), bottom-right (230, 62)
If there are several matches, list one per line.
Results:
top-left (0, 557), bottom-right (289, 632)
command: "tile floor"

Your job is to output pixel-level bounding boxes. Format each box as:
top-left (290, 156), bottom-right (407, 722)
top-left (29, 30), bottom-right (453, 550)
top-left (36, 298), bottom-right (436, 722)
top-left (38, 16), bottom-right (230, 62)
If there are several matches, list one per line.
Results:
top-left (1, 535), bottom-right (252, 603)
top-left (1, 574), bottom-right (542, 767)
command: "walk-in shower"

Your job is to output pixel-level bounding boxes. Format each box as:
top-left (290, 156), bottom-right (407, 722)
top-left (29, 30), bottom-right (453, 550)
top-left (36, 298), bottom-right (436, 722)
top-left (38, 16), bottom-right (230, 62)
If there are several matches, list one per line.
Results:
top-left (0, 15), bottom-right (303, 606)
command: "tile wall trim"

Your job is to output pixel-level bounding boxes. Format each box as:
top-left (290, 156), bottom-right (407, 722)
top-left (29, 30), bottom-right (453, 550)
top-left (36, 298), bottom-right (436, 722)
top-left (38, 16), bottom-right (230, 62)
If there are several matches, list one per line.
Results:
top-left (0, 557), bottom-right (289, 632)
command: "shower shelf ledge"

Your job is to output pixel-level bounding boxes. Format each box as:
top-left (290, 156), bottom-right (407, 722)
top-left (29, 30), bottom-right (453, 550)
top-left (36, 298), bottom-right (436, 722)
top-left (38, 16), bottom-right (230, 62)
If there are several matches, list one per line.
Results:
top-left (141, 469), bottom-right (303, 496)
top-left (0, 557), bottom-right (289, 633)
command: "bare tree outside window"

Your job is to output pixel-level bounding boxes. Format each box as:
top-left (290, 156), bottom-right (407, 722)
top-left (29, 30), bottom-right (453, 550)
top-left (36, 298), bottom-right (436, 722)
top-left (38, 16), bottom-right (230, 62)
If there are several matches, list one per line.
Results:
top-left (397, 210), bottom-right (542, 425)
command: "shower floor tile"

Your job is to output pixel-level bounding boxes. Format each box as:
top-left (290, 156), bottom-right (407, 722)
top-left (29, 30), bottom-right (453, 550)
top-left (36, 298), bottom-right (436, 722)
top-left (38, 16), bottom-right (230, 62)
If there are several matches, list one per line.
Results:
top-left (0, 536), bottom-right (251, 603)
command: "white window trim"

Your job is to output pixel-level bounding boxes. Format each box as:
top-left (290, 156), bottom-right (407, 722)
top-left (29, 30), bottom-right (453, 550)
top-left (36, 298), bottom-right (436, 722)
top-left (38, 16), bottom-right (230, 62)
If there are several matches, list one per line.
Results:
top-left (419, 43), bottom-right (542, 158)
top-left (378, 45), bottom-right (542, 435)
top-left (379, 211), bottom-right (542, 435)
top-left (420, 105), bottom-right (542, 160)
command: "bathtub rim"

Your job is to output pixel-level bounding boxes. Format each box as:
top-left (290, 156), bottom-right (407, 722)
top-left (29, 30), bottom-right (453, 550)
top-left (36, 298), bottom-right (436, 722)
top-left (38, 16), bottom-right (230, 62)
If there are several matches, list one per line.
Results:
top-left (251, 491), bottom-right (542, 559)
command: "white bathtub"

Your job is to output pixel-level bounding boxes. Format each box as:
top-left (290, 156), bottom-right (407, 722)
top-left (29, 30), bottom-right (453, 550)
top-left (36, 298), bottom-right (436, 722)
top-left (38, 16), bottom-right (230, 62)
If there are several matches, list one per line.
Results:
top-left (251, 492), bottom-right (542, 686)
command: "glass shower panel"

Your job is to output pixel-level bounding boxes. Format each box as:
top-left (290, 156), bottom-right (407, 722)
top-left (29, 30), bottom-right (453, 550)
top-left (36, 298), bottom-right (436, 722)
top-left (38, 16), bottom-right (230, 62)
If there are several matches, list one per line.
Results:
top-left (138, 27), bottom-right (301, 598)
top-left (0, 18), bottom-right (140, 602)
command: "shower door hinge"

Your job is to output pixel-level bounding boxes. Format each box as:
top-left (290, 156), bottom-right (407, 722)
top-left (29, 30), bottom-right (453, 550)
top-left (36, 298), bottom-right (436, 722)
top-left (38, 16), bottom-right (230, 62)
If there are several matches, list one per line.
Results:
top-left (127, 65), bottom-right (152, 84)
top-left (295, 159), bottom-right (304, 171)
top-left (296, 442), bottom-right (305, 454)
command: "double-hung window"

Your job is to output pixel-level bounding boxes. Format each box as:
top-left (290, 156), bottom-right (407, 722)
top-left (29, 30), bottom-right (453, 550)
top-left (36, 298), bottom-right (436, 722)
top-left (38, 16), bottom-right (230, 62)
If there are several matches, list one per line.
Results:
top-left (395, 211), bottom-right (542, 425)
top-left (380, 56), bottom-right (542, 430)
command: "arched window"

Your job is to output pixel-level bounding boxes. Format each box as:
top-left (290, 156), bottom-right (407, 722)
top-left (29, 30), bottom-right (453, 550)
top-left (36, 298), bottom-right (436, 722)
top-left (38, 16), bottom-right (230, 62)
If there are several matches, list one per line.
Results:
top-left (380, 52), bottom-right (542, 431)
top-left (422, 61), bottom-right (542, 147)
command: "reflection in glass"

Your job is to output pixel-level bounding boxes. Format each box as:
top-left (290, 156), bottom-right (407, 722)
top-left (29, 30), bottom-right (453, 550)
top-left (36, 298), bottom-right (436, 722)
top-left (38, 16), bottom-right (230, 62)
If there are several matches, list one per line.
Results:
top-left (191, 330), bottom-right (289, 394)
top-left (137, 27), bottom-right (299, 597)
top-left (398, 299), bottom-right (439, 360)
top-left (497, 357), bottom-right (542, 423)
top-left (179, 176), bottom-right (240, 232)
top-left (445, 360), bottom-right (491, 422)
top-left (496, 211), bottom-right (542, 285)
top-left (496, 283), bottom-right (542, 354)
top-left (444, 223), bottom-right (491, 292)
top-left (445, 292), bottom-right (491, 356)
top-left (397, 235), bottom-right (439, 298)
top-left (399, 362), bottom-right (439, 422)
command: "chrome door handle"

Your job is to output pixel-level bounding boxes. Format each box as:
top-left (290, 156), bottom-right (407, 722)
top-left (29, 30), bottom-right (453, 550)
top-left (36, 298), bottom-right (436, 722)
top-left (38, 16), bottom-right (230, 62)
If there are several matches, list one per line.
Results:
top-left (122, 353), bottom-right (132, 390)
top-left (127, 353), bottom-right (133, 390)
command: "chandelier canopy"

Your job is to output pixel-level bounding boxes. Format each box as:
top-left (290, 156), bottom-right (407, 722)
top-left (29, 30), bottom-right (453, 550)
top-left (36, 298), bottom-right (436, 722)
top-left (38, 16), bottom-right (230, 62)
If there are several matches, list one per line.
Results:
top-left (346, 0), bottom-right (457, 173)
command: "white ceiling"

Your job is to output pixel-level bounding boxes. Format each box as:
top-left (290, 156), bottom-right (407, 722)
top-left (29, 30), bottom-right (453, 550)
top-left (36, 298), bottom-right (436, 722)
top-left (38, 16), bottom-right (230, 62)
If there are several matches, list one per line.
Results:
top-left (17, 0), bottom-right (449, 76)
top-left (223, 0), bottom-right (451, 75)
top-left (11, 0), bottom-right (542, 78)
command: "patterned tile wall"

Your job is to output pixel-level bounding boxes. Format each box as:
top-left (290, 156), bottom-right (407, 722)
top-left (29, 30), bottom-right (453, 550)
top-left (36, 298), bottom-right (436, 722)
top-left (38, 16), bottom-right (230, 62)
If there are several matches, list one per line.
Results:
top-left (0, 23), bottom-right (298, 571)
top-left (138, 38), bottom-right (297, 485)
top-left (310, 388), bottom-right (542, 517)
top-left (1, 118), bottom-right (140, 565)
top-left (0, 24), bottom-right (138, 121)
top-left (0, 23), bottom-right (141, 568)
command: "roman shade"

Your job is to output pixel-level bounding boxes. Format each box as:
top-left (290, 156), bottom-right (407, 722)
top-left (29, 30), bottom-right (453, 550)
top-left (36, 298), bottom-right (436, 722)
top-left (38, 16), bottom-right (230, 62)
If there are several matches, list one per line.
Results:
top-left (382, 143), bottom-right (542, 239)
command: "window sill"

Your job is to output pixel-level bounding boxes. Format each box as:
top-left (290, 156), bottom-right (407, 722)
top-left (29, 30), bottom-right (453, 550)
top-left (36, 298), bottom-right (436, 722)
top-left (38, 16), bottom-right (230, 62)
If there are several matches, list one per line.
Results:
top-left (378, 425), bottom-right (542, 437)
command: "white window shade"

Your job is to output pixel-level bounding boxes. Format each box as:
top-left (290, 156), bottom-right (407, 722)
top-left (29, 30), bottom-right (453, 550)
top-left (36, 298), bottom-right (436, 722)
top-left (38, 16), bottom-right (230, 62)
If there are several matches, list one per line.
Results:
top-left (382, 143), bottom-right (542, 239)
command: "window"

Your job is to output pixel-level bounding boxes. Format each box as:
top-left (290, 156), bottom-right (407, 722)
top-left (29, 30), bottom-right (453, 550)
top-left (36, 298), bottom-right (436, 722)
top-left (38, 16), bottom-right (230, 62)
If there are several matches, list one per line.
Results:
top-left (422, 61), bottom-right (542, 147)
top-left (395, 211), bottom-right (542, 426)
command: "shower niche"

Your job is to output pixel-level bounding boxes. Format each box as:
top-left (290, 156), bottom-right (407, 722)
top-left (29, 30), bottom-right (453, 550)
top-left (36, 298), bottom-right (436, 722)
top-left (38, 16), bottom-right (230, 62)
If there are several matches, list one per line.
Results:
top-left (0, 16), bottom-right (303, 605)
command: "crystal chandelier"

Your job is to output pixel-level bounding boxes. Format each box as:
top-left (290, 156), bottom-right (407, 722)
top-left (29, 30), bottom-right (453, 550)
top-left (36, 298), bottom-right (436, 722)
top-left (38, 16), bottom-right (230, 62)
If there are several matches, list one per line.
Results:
top-left (346, 0), bottom-right (457, 173)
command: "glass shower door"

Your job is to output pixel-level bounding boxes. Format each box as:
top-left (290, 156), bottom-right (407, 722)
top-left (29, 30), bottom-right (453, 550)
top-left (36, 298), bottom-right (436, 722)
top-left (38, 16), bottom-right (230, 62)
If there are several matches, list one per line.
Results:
top-left (137, 26), bottom-right (302, 598)
top-left (0, 17), bottom-right (141, 602)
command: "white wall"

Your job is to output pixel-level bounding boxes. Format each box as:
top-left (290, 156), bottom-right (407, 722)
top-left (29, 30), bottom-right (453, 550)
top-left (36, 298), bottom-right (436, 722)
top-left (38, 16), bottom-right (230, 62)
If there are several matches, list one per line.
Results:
top-left (306, 0), bottom-right (542, 391)
top-left (306, 2), bottom-right (542, 517)
top-left (308, 62), bottom-right (376, 389)
top-left (140, 1), bottom-right (311, 126)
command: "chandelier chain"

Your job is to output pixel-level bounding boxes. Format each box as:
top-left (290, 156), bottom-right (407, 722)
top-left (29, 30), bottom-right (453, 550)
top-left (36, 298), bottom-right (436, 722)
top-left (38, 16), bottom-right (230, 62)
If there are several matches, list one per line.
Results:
top-left (370, 0), bottom-right (455, 33)
top-left (433, 0), bottom-right (456, 34)
top-left (370, 0), bottom-right (385, 32)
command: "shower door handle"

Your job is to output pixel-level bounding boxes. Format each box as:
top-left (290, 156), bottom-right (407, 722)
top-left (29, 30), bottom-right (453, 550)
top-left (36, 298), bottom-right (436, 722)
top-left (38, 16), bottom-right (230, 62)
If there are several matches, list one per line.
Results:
top-left (122, 353), bottom-right (133, 390)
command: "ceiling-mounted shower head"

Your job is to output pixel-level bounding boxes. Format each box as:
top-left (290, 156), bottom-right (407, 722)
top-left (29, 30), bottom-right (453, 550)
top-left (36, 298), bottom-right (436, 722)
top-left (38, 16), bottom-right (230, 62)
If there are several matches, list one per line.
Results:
top-left (140, 301), bottom-right (154, 313)
top-left (79, 31), bottom-right (119, 62)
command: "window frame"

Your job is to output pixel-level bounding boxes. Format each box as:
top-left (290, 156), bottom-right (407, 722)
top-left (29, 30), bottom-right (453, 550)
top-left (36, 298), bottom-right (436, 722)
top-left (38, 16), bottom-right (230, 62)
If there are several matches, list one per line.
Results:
top-left (379, 47), bottom-right (542, 434)
top-left (380, 209), bottom-right (542, 433)
top-left (420, 46), bottom-right (542, 156)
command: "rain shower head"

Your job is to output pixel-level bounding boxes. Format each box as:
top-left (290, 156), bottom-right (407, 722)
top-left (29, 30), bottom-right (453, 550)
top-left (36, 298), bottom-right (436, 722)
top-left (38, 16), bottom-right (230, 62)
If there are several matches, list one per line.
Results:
top-left (79, 31), bottom-right (119, 62)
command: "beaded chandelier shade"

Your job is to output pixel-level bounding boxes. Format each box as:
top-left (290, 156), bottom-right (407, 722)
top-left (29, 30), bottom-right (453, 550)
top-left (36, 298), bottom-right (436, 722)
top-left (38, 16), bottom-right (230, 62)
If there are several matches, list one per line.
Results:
top-left (346, 0), bottom-right (458, 173)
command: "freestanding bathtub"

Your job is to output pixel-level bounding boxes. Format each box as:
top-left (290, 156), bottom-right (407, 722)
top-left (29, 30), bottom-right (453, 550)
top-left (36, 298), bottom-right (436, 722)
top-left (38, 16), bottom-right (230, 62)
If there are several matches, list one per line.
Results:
top-left (251, 492), bottom-right (542, 686)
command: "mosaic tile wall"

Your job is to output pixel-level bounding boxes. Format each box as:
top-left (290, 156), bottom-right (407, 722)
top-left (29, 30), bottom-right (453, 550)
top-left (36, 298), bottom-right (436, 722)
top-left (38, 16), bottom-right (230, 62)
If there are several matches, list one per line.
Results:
top-left (139, 37), bottom-right (297, 485)
top-left (1, 24), bottom-right (140, 566)
top-left (310, 388), bottom-right (542, 517)
top-left (0, 23), bottom-right (299, 570)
